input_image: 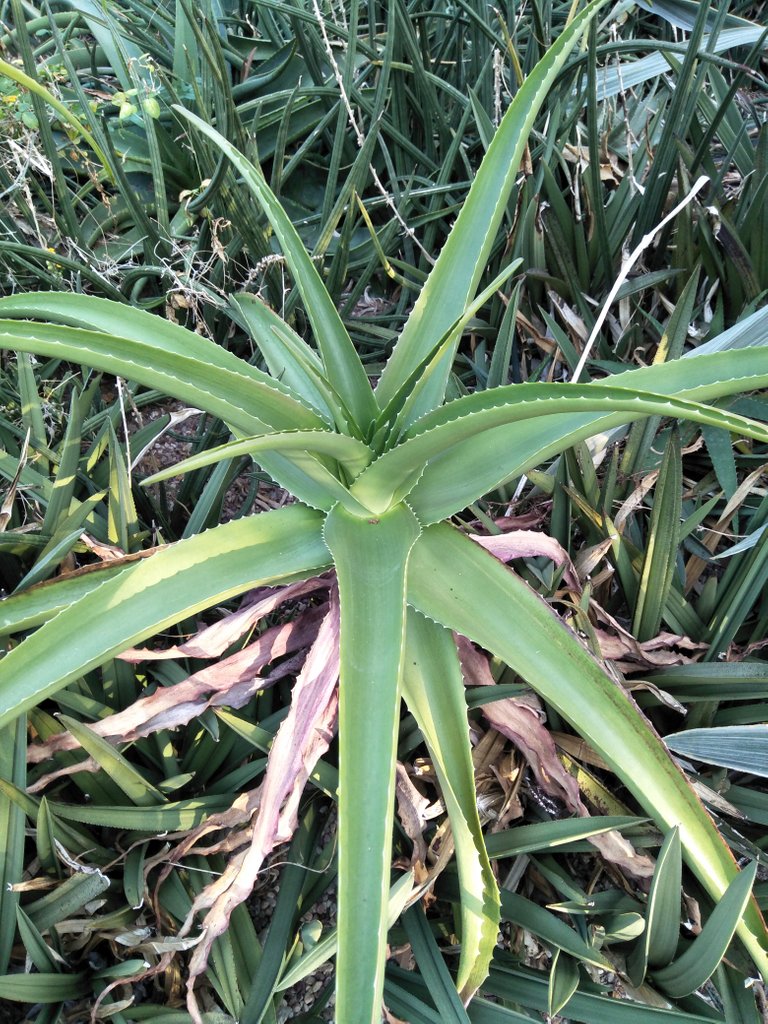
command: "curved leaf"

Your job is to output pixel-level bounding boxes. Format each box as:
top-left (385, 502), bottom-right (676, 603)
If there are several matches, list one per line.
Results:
top-left (0, 506), bottom-right (330, 729)
top-left (145, 430), bottom-right (373, 483)
top-left (375, 0), bottom-right (610, 419)
top-left (402, 611), bottom-right (499, 999)
top-left (354, 382), bottom-right (768, 514)
top-left (407, 346), bottom-right (768, 523)
top-left (406, 524), bottom-right (768, 977)
top-left (665, 726), bottom-right (768, 777)
top-left (0, 317), bottom-right (322, 436)
top-left (174, 109), bottom-right (378, 433)
top-left (653, 861), bottom-right (758, 998)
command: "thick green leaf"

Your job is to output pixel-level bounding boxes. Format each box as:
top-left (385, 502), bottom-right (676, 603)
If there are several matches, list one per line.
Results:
top-left (0, 717), bottom-right (25, 973)
top-left (648, 663), bottom-right (768, 702)
top-left (633, 431), bottom-right (683, 641)
top-left (628, 827), bottom-right (682, 985)
top-left (229, 293), bottom-right (338, 427)
top-left (174, 109), bottom-right (378, 433)
top-left (324, 502), bottom-right (420, 1024)
top-left (375, 0), bottom-right (610, 420)
top-left (0, 506), bottom-right (330, 729)
top-left (653, 861), bottom-right (758, 998)
top-left (58, 715), bottom-right (166, 807)
top-left (407, 347), bottom-right (768, 524)
top-left (0, 293), bottom-right (323, 434)
top-left (0, 561), bottom-right (131, 636)
top-left (48, 794), bottom-right (232, 830)
top-left (16, 906), bottom-right (59, 973)
top-left (665, 727), bottom-right (768, 777)
top-left (484, 817), bottom-right (646, 859)
top-left (548, 951), bottom-right (580, 1019)
top-left (499, 890), bottom-right (610, 970)
top-left (403, 905), bottom-right (471, 1023)
top-left (26, 870), bottom-right (110, 932)
top-left (0, 317), bottom-right (364, 512)
top-left (402, 611), bottom-right (499, 998)
top-left (483, 959), bottom-right (724, 1023)
top-left (354, 382), bottom-right (768, 514)
top-left (0, 972), bottom-right (91, 1001)
top-left (406, 524), bottom-right (768, 977)
top-left (144, 430), bottom-right (373, 487)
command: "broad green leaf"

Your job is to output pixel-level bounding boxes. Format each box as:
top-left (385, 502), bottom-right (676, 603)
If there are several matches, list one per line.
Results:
top-left (26, 870), bottom-right (110, 933)
top-left (0, 506), bottom-right (330, 729)
top-left (16, 906), bottom-right (59, 973)
top-left (229, 293), bottom-right (339, 427)
top-left (628, 827), bottom-right (682, 985)
top-left (0, 560), bottom-right (132, 636)
top-left (403, 905), bottom-right (471, 1023)
top-left (665, 727), bottom-right (768, 777)
top-left (144, 430), bottom-right (373, 484)
top-left (12, 527), bottom-right (87, 594)
top-left (0, 315), bottom-right (357, 512)
top-left (0, 291), bottom-right (322, 424)
top-left (633, 431), bottom-right (682, 642)
top-left (548, 951), bottom-right (580, 1019)
top-left (48, 795), bottom-right (232, 830)
top-left (653, 861), bottom-right (758, 998)
top-left (375, 0), bottom-right (609, 420)
top-left (353, 382), bottom-right (768, 514)
top-left (144, 431), bottom-right (374, 516)
top-left (0, 717), bottom-right (25, 973)
top-left (0, 318), bottom-right (322, 436)
top-left (407, 347), bottom-right (768, 523)
top-left (484, 959), bottom-right (725, 1023)
top-left (173, 109), bottom-right (378, 434)
top-left (58, 715), bottom-right (166, 807)
top-left (406, 524), bottom-right (768, 975)
top-left (597, 24), bottom-right (768, 102)
top-left (715, 961), bottom-right (764, 1024)
top-left (324, 501), bottom-right (421, 1024)
top-left (0, 972), bottom-right (91, 1001)
top-left (648, 663), bottom-right (768, 702)
top-left (374, 259), bottom-right (523, 444)
top-left (484, 817), bottom-right (646, 859)
top-left (402, 611), bottom-right (499, 998)
top-left (499, 891), bottom-right (610, 970)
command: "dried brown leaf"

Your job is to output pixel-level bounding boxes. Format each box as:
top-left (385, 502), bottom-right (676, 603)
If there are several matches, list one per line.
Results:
top-left (181, 588), bottom-right (341, 1024)
top-left (120, 576), bottom-right (328, 661)
top-left (471, 531), bottom-right (579, 592)
top-left (28, 607), bottom-right (325, 766)
top-left (456, 636), bottom-right (654, 881)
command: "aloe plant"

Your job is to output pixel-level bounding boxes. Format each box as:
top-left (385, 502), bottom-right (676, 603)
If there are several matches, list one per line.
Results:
top-left (1, 2), bottom-right (768, 1019)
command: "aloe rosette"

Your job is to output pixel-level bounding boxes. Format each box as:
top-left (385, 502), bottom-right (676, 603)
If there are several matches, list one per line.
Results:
top-left (1, 2), bottom-right (768, 1020)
